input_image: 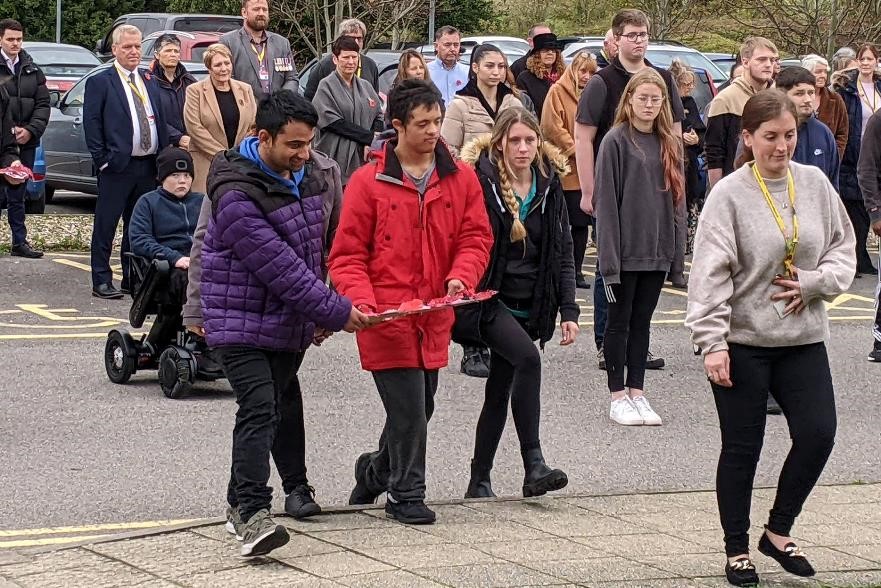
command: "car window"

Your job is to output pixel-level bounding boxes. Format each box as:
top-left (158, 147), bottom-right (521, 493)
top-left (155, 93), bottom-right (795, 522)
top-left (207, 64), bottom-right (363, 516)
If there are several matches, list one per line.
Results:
top-left (127, 18), bottom-right (163, 36)
top-left (646, 49), bottom-right (726, 82)
top-left (61, 76), bottom-right (88, 108)
top-left (174, 17), bottom-right (242, 33)
top-left (378, 67), bottom-right (397, 96)
top-left (190, 43), bottom-right (215, 64)
top-left (26, 47), bottom-right (101, 77)
top-left (140, 38), bottom-right (156, 57)
top-left (298, 59), bottom-right (316, 95)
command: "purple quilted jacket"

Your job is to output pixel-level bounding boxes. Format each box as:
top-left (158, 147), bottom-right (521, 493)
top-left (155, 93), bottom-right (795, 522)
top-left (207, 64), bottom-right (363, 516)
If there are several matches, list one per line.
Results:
top-left (200, 149), bottom-right (352, 351)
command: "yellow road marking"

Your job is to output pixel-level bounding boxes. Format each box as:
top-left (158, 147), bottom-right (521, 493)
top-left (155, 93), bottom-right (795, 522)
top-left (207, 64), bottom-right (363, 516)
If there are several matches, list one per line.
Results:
top-left (52, 258), bottom-right (122, 277)
top-left (0, 534), bottom-right (113, 548)
top-left (0, 518), bottom-right (200, 538)
top-left (45, 252), bottom-right (92, 259)
top-left (0, 333), bottom-right (144, 340)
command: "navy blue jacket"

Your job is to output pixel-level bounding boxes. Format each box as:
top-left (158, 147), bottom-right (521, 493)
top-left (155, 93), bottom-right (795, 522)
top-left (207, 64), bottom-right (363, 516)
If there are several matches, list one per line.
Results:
top-left (83, 64), bottom-right (170, 173)
top-left (130, 188), bottom-right (204, 265)
top-left (150, 61), bottom-right (196, 148)
top-left (835, 70), bottom-right (881, 201)
top-left (794, 116), bottom-right (840, 192)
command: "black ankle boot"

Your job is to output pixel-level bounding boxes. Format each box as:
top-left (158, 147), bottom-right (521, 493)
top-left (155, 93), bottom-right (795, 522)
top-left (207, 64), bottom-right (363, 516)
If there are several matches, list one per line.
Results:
top-left (521, 447), bottom-right (568, 497)
top-left (464, 460), bottom-right (496, 498)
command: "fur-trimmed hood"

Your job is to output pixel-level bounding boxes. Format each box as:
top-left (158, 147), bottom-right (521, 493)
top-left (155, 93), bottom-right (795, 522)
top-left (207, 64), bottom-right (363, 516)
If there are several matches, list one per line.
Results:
top-left (458, 133), bottom-right (571, 177)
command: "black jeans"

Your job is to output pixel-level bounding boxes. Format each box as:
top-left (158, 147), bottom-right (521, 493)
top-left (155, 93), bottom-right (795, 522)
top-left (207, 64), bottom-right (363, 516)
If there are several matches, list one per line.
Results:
top-left (472, 306), bottom-right (542, 468)
top-left (711, 342), bottom-right (837, 557)
top-left (362, 368), bottom-right (438, 502)
top-left (843, 199), bottom-right (875, 272)
top-left (2, 146), bottom-right (35, 246)
top-left (215, 346), bottom-right (308, 522)
top-left (564, 189), bottom-right (590, 278)
top-left (91, 157), bottom-right (157, 288)
top-left (603, 271), bottom-right (665, 392)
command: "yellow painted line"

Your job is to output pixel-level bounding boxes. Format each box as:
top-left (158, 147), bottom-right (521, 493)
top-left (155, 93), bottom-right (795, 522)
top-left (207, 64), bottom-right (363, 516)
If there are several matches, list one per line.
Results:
top-left (0, 333), bottom-right (145, 341)
top-left (0, 534), bottom-right (113, 548)
top-left (0, 518), bottom-right (201, 538)
top-left (52, 258), bottom-right (93, 272)
top-left (0, 321), bottom-right (121, 329)
top-left (45, 252), bottom-right (92, 259)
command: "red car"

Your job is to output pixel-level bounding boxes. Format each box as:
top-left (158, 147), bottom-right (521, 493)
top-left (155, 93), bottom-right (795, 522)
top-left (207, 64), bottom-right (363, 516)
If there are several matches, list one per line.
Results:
top-left (140, 30), bottom-right (223, 65)
top-left (23, 42), bottom-right (102, 93)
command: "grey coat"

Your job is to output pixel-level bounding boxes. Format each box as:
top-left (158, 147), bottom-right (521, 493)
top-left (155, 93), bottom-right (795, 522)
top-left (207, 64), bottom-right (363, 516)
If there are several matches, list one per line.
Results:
top-left (219, 28), bottom-right (299, 99)
top-left (182, 148), bottom-right (343, 326)
top-left (313, 71), bottom-right (382, 184)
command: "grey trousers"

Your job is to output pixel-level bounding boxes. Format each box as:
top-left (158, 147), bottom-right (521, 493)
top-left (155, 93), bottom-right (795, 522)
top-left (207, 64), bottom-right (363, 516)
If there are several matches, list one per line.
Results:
top-left (363, 368), bottom-right (439, 502)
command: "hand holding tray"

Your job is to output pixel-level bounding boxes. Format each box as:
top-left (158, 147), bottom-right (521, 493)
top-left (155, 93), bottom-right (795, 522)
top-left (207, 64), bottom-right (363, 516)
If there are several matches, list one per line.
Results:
top-left (364, 290), bottom-right (497, 325)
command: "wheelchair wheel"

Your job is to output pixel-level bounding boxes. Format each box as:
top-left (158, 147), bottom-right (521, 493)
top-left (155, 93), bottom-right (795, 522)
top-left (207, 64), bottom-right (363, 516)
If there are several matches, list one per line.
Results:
top-left (158, 346), bottom-right (196, 399)
top-left (105, 330), bottom-right (136, 384)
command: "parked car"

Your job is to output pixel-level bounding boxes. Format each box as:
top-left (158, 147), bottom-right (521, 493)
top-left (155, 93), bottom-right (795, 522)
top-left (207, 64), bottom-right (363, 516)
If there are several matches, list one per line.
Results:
top-left (140, 30), bottom-right (223, 65)
top-left (95, 13), bottom-right (243, 60)
top-left (417, 39), bottom-right (526, 66)
top-left (562, 40), bottom-right (718, 113)
top-left (42, 62), bottom-right (208, 197)
top-left (563, 40), bottom-right (728, 86)
top-left (22, 42), bottom-right (101, 93)
top-left (704, 52), bottom-right (739, 77)
top-left (22, 143), bottom-right (47, 213)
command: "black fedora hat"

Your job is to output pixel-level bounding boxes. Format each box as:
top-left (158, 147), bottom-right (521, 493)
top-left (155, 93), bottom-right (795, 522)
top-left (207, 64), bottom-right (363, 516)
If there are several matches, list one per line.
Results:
top-left (529, 33), bottom-right (563, 55)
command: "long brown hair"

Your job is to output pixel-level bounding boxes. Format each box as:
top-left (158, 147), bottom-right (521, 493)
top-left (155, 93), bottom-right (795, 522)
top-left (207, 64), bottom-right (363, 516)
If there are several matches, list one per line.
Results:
top-left (393, 49), bottom-right (429, 87)
top-left (489, 107), bottom-right (550, 242)
top-left (526, 50), bottom-right (565, 80)
top-left (734, 89), bottom-right (798, 169)
top-left (613, 68), bottom-right (684, 205)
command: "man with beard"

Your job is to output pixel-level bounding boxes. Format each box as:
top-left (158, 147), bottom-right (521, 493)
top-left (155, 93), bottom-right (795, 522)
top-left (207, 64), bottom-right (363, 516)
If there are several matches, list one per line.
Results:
top-left (220, 0), bottom-right (299, 99)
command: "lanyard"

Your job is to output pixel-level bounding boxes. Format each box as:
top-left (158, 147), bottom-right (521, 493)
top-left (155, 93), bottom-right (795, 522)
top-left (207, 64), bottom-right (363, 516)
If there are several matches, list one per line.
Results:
top-left (251, 42), bottom-right (266, 63)
top-left (752, 163), bottom-right (799, 278)
top-left (859, 81), bottom-right (878, 112)
top-left (115, 64), bottom-right (147, 104)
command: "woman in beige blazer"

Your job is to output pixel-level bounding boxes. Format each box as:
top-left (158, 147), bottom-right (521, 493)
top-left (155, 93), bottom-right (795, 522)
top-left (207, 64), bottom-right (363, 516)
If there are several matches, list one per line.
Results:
top-left (184, 43), bottom-right (257, 193)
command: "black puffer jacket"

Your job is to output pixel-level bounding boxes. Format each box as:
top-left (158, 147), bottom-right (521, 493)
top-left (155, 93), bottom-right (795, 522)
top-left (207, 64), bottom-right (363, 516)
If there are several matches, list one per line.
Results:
top-left (0, 49), bottom-right (49, 147)
top-left (453, 135), bottom-right (579, 348)
top-left (150, 60), bottom-right (197, 148)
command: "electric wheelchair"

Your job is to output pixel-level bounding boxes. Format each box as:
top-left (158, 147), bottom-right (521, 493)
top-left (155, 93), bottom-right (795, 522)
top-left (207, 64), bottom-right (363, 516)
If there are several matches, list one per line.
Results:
top-left (103, 254), bottom-right (225, 398)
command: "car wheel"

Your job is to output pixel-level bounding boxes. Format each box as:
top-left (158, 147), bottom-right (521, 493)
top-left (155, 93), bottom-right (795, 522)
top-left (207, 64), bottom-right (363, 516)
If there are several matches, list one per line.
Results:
top-left (24, 190), bottom-right (46, 214)
top-left (44, 185), bottom-right (56, 203)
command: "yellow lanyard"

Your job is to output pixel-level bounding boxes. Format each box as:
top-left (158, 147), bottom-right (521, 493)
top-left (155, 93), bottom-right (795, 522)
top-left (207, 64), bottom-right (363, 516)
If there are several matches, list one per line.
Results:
top-left (251, 42), bottom-right (266, 63)
top-left (752, 163), bottom-right (799, 278)
top-left (115, 64), bottom-right (147, 104)
top-left (859, 81), bottom-right (879, 112)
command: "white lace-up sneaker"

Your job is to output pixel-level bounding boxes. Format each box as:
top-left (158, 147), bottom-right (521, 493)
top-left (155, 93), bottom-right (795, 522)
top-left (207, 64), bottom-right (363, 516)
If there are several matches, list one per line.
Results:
top-left (609, 396), bottom-right (644, 426)
top-left (630, 395), bottom-right (662, 426)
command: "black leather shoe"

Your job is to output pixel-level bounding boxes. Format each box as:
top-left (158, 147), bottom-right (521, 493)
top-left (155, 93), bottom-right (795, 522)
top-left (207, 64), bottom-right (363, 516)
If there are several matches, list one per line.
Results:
top-left (120, 280), bottom-right (131, 295)
top-left (575, 274), bottom-right (591, 289)
top-left (646, 351), bottom-right (666, 370)
top-left (285, 484), bottom-right (321, 519)
top-left (349, 452), bottom-right (381, 505)
top-left (464, 460), bottom-right (496, 499)
top-left (521, 448), bottom-right (568, 498)
top-left (10, 242), bottom-right (43, 258)
top-left (92, 283), bottom-right (124, 299)
top-left (758, 531), bottom-right (816, 577)
top-left (725, 557), bottom-right (759, 587)
top-left (385, 499), bottom-right (436, 524)
top-left (461, 346), bottom-right (490, 378)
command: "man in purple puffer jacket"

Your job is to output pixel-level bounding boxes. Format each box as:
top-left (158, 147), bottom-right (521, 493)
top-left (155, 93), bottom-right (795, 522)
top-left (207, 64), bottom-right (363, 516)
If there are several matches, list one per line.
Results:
top-left (200, 90), bottom-right (370, 557)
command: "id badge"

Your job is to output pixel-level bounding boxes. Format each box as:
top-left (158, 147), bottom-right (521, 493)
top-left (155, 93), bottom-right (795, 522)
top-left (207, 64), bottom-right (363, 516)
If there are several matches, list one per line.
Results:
top-left (259, 63), bottom-right (269, 81)
top-left (773, 299), bottom-right (793, 319)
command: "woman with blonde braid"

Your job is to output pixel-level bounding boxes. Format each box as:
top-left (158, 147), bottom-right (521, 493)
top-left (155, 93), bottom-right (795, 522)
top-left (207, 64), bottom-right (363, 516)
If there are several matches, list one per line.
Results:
top-left (594, 68), bottom-right (686, 426)
top-left (454, 107), bottom-right (580, 498)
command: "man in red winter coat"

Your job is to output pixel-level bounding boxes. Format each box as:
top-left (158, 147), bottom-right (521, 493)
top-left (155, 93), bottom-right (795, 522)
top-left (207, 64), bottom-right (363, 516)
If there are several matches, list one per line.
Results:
top-left (329, 80), bottom-right (493, 525)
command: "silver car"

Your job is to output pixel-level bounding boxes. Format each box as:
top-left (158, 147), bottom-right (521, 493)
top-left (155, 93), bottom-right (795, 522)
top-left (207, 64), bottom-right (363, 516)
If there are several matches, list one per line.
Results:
top-left (43, 62), bottom-right (207, 196)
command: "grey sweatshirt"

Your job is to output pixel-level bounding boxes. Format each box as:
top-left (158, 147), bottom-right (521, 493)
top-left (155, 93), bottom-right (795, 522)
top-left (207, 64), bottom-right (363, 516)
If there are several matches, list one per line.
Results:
top-left (594, 124), bottom-right (686, 285)
top-left (685, 162), bottom-right (856, 355)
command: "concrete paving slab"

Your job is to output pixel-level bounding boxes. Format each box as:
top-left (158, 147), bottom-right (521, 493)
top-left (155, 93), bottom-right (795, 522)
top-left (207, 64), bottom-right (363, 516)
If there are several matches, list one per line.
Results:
top-left (278, 550), bottom-right (394, 578)
top-left (423, 520), bottom-right (552, 543)
top-left (335, 569), bottom-right (449, 588)
top-left (527, 555), bottom-right (679, 583)
top-left (793, 524), bottom-right (881, 546)
top-left (473, 537), bottom-right (611, 563)
top-left (310, 525), bottom-right (446, 549)
top-left (177, 560), bottom-right (316, 587)
top-left (359, 543), bottom-right (494, 568)
top-left (416, 561), bottom-right (564, 587)
top-left (576, 532), bottom-right (715, 556)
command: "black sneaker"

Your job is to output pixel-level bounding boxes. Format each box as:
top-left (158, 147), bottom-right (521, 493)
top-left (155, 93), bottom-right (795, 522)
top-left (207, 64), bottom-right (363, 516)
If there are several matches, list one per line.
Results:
top-left (725, 557), bottom-right (759, 587)
top-left (461, 346), bottom-right (490, 378)
top-left (597, 347), bottom-right (606, 370)
top-left (646, 351), bottom-right (665, 370)
top-left (349, 452), bottom-right (382, 505)
top-left (576, 273), bottom-right (591, 289)
top-left (385, 499), bottom-right (436, 524)
top-left (868, 342), bottom-right (881, 363)
top-left (285, 484), bottom-right (321, 519)
top-left (10, 241), bottom-right (43, 258)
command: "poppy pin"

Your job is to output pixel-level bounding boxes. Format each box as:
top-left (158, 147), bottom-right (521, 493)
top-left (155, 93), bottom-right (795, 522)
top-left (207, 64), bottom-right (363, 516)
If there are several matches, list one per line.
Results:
top-left (368, 98), bottom-right (376, 108)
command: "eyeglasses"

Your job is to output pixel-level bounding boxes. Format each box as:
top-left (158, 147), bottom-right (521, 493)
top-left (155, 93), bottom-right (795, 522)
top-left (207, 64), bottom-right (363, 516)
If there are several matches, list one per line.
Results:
top-left (633, 95), bottom-right (664, 106)
top-left (620, 32), bottom-right (649, 42)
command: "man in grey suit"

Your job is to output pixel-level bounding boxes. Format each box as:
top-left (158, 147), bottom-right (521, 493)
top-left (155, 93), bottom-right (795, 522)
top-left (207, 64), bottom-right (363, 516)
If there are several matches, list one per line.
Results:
top-left (219, 0), bottom-right (299, 99)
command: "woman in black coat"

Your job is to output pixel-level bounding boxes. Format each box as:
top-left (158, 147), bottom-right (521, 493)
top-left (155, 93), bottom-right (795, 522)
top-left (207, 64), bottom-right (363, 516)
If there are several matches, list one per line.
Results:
top-left (670, 60), bottom-right (706, 255)
top-left (455, 107), bottom-right (579, 499)
top-left (515, 33), bottom-right (565, 119)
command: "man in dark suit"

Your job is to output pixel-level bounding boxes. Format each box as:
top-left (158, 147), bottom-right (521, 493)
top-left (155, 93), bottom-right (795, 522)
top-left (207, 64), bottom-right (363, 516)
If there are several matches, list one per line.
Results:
top-left (84, 24), bottom-right (169, 299)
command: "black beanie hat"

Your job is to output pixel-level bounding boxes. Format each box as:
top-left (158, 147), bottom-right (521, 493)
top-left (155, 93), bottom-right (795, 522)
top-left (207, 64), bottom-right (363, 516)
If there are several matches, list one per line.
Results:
top-left (156, 146), bottom-right (194, 182)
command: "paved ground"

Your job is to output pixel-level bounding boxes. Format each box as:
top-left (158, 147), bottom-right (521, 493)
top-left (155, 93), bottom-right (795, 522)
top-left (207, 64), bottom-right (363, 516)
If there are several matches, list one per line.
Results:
top-left (0, 247), bottom-right (879, 553)
top-left (44, 191), bottom-right (96, 215)
top-left (1, 485), bottom-right (879, 587)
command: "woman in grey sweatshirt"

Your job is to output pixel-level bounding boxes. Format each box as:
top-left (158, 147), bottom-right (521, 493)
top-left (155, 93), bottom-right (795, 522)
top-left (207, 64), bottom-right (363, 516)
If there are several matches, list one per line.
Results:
top-left (594, 68), bottom-right (686, 427)
top-left (685, 90), bottom-right (855, 587)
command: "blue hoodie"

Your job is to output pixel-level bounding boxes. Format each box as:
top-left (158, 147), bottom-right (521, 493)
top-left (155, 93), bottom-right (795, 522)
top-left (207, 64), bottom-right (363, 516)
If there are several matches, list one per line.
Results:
top-left (238, 136), bottom-right (305, 197)
top-left (130, 188), bottom-right (204, 264)
top-left (794, 116), bottom-right (840, 192)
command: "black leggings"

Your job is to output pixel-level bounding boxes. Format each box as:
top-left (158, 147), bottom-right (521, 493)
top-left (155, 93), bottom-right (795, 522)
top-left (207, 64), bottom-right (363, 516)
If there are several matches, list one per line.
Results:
top-left (843, 199), bottom-right (875, 271)
top-left (472, 306), bottom-right (542, 468)
top-left (603, 271), bottom-right (665, 392)
top-left (712, 342), bottom-right (837, 557)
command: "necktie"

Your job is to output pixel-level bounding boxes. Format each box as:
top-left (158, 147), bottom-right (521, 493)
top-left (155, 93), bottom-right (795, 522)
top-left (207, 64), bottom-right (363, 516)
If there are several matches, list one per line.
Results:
top-left (129, 73), bottom-right (152, 152)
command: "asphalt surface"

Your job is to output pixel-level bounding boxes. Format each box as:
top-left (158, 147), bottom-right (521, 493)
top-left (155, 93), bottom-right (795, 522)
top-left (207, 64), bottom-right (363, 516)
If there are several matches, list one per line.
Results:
top-left (44, 190), bottom-right (96, 214)
top-left (1, 251), bottom-right (879, 533)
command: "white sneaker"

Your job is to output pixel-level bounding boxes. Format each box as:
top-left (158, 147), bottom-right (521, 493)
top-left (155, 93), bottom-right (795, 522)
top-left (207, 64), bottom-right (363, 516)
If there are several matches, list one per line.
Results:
top-left (610, 396), bottom-right (644, 425)
top-left (630, 395), bottom-right (662, 426)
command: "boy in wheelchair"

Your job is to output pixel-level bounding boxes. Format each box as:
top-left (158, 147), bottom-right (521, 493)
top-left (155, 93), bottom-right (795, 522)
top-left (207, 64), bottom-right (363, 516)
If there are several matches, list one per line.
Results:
top-left (129, 147), bottom-right (203, 302)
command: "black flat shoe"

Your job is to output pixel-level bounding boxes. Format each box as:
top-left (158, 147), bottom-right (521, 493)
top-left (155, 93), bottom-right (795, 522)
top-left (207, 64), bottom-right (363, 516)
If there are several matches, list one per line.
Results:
top-left (11, 242), bottom-right (43, 258)
top-left (725, 557), bottom-right (759, 587)
top-left (758, 531), bottom-right (816, 577)
top-left (92, 283), bottom-right (123, 299)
